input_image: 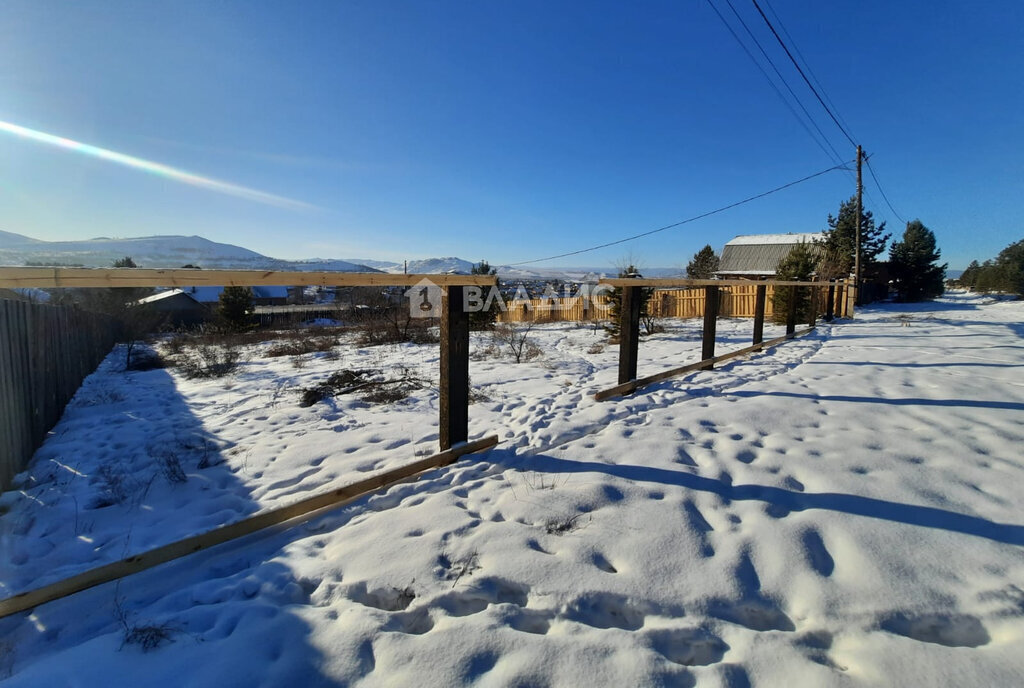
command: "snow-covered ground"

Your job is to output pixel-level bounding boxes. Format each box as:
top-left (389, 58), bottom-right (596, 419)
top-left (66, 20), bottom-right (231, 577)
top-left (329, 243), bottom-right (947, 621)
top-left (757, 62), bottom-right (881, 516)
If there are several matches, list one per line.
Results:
top-left (1, 292), bottom-right (1023, 686)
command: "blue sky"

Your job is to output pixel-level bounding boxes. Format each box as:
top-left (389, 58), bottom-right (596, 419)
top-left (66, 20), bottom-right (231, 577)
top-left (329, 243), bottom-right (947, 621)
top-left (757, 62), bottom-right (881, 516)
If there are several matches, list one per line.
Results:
top-left (2, 1), bottom-right (1022, 270)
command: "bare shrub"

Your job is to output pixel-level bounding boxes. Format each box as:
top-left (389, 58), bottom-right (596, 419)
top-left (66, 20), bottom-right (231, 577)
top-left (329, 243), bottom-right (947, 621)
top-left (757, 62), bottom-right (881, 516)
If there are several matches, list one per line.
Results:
top-left (586, 342), bottom-right (605, 354)
top-left (354, 307), bottom-right (439, 347)
top-left (299, 366), bottom-right (428, 407)
top-left (92, 463), bottom-right (136, 507)
top-left (176, 344), bottom-right (242, 379)
top-left (113, 592), bottom-right (176, 652)
top-left (492, 321), bottom-right (541, 363)
top-left (152, 449), bottom-right (187, 484)
top-left (265, 336), bottom-right (336, 358)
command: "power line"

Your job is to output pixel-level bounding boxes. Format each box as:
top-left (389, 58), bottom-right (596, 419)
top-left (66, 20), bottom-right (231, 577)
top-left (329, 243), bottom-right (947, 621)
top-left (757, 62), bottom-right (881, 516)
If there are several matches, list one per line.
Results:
top-left (750, 0), bottom-right (858, 148)
top-left (865, 156), bottom-right (907, 225)
top-left (762, 0), bottom-right (860, 145)
top-left (704, 0), bottom-right (843, 165)
top-left (510, 161), bottom-right (852, 266)
top-left (719, 0), bottom-right (846, 164)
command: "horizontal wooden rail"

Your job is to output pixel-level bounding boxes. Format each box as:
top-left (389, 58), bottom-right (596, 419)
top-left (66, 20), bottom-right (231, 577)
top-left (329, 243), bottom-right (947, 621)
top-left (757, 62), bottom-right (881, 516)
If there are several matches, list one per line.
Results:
top-left (599, 277), bottom-right (841, 288)
top-left (0, 267), bottom-right (498, 289)
top-left (595, 327), bottom-right (815, 401)
top-left (0, 434), bottom-right (499, 619)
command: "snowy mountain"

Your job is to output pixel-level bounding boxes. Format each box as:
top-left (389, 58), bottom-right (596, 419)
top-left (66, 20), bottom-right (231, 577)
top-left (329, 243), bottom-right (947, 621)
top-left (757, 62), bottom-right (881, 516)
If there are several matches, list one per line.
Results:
top-left (0, 232), bottom-right (379, 273)
top-left (0, 230), bottom-right (682, 279)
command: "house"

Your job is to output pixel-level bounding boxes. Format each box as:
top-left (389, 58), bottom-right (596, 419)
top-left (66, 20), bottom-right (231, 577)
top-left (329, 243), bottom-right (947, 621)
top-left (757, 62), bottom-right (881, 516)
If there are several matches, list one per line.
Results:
top-left (181, 285), bottom-right (290, 307)
top-left (136, 289), bottom-right (209, 327)
top-left (716, 233), bottom-right (824, 279)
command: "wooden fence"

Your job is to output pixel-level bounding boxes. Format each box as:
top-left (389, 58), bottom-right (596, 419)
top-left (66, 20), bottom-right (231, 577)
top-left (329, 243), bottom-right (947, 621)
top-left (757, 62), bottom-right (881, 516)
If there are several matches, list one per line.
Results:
top-left (497, 282), bottom-right (850, 323)
top-left (0, 299), bottom-right (119, 490)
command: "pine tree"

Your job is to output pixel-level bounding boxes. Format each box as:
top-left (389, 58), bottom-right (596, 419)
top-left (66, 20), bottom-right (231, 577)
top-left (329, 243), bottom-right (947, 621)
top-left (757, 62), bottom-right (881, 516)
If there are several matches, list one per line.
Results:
top-left (218, 286), bottom-right (254, 331)
top-left (771, 242), bottom-right (816, 324)
top-left (604, 265), bottom-right (654, 339)
top-left (993, 239), bottom-right (1024, 295)
top-left (686, 244), bottom-right (720, 279)
top-left (817, 196), bottom-right (890, 280)
top-left (469, 260), bottom-right (499, 330)
top-left (889, 220), bottom-right (947, 301)
top-left (959, 260), bottom-right (981, 289)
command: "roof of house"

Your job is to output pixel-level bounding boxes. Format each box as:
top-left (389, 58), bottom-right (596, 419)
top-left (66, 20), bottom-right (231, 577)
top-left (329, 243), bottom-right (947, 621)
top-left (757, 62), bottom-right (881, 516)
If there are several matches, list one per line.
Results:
top-left (717, 233), bottom-right (824, 276)
top-left (136, 289), bottom-right (203, 305)
top-left (180, 286), bottom-right (289, 302)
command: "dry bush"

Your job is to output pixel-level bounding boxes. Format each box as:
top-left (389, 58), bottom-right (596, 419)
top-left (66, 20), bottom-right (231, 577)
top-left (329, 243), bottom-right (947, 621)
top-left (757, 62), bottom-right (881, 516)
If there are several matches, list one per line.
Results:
top-left (491, 321), bottom-right (542, 363)
top-left (299, 366), bottom-right (428, 407)
top-left (176, 344), bottom-right (243, 379)
top-left (354, 308), bottom-right (439, 346)
top-left (265, 336), bottom-right (337, 358)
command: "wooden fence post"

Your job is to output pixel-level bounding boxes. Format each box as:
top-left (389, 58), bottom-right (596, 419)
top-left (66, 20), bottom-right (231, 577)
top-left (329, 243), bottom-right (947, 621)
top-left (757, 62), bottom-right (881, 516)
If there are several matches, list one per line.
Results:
top-left (701, 285), bottom-right (719, 369)
top-left (825, 283), bottom-right (835, 321)
top-left (617, 283), bottom-right (642, 384)
top-left (808, 285), bottom-right (818, 327)
top-left (786, 286), bottom-right (798, 335)
top-left (752, 284), bottom-right (766, 348)
top-left (440, 286), bottom-right (470, 451)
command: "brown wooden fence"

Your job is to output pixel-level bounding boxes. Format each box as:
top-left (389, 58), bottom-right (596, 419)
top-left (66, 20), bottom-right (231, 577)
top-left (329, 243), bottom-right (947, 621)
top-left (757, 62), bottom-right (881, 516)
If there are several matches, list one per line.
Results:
top-left (497, 282), bottom-right (850, 323)
top-left (0, 299), bottom-right (119, 490)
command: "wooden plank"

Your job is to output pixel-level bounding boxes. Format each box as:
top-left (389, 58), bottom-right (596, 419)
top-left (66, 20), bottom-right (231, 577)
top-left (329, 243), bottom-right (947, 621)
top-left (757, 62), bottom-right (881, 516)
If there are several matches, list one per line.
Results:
top-left (752, 284), bottom-right (766, 347)
top-left (825, 284), bottom-right (836, 321)
top-left (0, 267), bottom-right (498, 289)
top-left (786, 286), bottom-right (798, 335)
top-left (600, 277), bottom-right (827, 288)
top-left (617, 285), bottom-right (642, 384)
top-left (0, 302), bottom-right (15, 488)
top-left (701, 286), bottom-right (719, 369)
top-left (439, 286), bottom-right (470, 451)
top-left (0, 434), bottom-right (500, 619)
top-left (594, 327), bottom-right (816, 401)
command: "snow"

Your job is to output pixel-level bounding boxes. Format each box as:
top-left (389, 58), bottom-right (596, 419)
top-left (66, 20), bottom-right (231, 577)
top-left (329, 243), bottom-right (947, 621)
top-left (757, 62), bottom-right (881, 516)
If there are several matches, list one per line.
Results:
top-left (725, 233), bottom-right (824, 246)
top-left (1, 292), bottom-right (1023, 686)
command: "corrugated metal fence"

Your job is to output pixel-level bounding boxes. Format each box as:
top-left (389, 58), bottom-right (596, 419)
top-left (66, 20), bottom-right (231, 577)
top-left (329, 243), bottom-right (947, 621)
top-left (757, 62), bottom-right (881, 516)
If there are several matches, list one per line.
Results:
top-left (0, 299), bottom-right (118, 490)
top-left (497, 283), bottom-right (850, 323)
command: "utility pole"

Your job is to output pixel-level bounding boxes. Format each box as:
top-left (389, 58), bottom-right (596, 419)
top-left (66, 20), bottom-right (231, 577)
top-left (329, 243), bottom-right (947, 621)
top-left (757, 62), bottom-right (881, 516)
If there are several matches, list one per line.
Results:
top-left (854, 144), bottom-right (863, 306)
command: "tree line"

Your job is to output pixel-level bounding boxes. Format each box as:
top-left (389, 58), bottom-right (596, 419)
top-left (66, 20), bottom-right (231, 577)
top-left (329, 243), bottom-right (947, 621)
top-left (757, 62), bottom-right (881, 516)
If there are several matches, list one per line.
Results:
top-left (956, 240), bottom-right (1024, 295)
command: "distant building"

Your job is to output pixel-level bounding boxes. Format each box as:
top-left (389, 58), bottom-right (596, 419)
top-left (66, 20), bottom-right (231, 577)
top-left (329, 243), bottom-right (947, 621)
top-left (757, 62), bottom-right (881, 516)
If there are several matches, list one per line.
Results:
top-left (136, 289), bottom-right (209, 327)
top-left (180, 285), bottom-right (290, 307)
top-left (716, 233), bottom-right (824, 279)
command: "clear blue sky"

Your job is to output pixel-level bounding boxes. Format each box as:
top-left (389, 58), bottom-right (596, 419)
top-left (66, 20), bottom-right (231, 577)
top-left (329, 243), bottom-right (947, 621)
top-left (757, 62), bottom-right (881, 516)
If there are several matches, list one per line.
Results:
top-left (2, 0), bottom-right (1022, 269)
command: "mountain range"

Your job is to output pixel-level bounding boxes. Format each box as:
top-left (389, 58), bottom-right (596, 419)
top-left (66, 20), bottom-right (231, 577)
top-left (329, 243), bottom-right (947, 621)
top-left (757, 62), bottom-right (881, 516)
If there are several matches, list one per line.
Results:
top-left (0, 230), bottom-right (683, 280)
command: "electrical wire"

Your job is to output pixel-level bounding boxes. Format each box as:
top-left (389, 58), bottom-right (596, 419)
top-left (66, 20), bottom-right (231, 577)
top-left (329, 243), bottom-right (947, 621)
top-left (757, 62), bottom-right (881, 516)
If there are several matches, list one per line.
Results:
top-left (510, 161), bottom-right (853, 266)
top-left (719, 0), bottom-right (846, 164)
top-left (704, 0), bottom-right (843, 165)
top-left (761, 0), bottom-right (860, 145)
top-left (750, 0), bottom-right (858, 148)
top-left (865, 157), bottom-right (907, 225)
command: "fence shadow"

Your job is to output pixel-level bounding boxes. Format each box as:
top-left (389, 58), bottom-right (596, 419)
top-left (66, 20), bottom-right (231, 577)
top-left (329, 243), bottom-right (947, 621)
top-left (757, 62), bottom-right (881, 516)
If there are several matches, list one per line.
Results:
top-left (495, 450), bottom-right (1024, 547)
top-left (725, 390), bottom-right (1024, 412)
top-left (0, 352), bottom-right (338, 685)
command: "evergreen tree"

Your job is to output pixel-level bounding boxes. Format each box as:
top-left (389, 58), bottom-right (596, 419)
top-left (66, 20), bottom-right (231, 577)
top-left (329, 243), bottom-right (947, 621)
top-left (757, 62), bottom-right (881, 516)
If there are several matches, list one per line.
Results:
top-left (959, 260), bottom-right (981, 289)
top-left (771, 242), bottom-right (816, 324)
top-left (686, 244), bottom-right (720, 279)
top-left (817, 196), bottom-right (890, 279)
top-left (113, 256), bottom-right (137, 268)
top-left (604, 265), bottom-right (654, 339)
top-left (469, 260), bottom-right (499, 330)
top-left (993, 239), bottom-right (1024, 295)
top-left (218, 286), bottom-right (254, 331)
top-left (889, 220), bottom-right (947, 301)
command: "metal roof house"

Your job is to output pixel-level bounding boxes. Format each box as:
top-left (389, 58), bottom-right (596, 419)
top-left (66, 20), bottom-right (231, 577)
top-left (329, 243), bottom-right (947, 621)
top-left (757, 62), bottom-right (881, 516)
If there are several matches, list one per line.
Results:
top-left (136, 289), bottom-right (209, 327)
top-left (716, 233), bottom-right (824, 278)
